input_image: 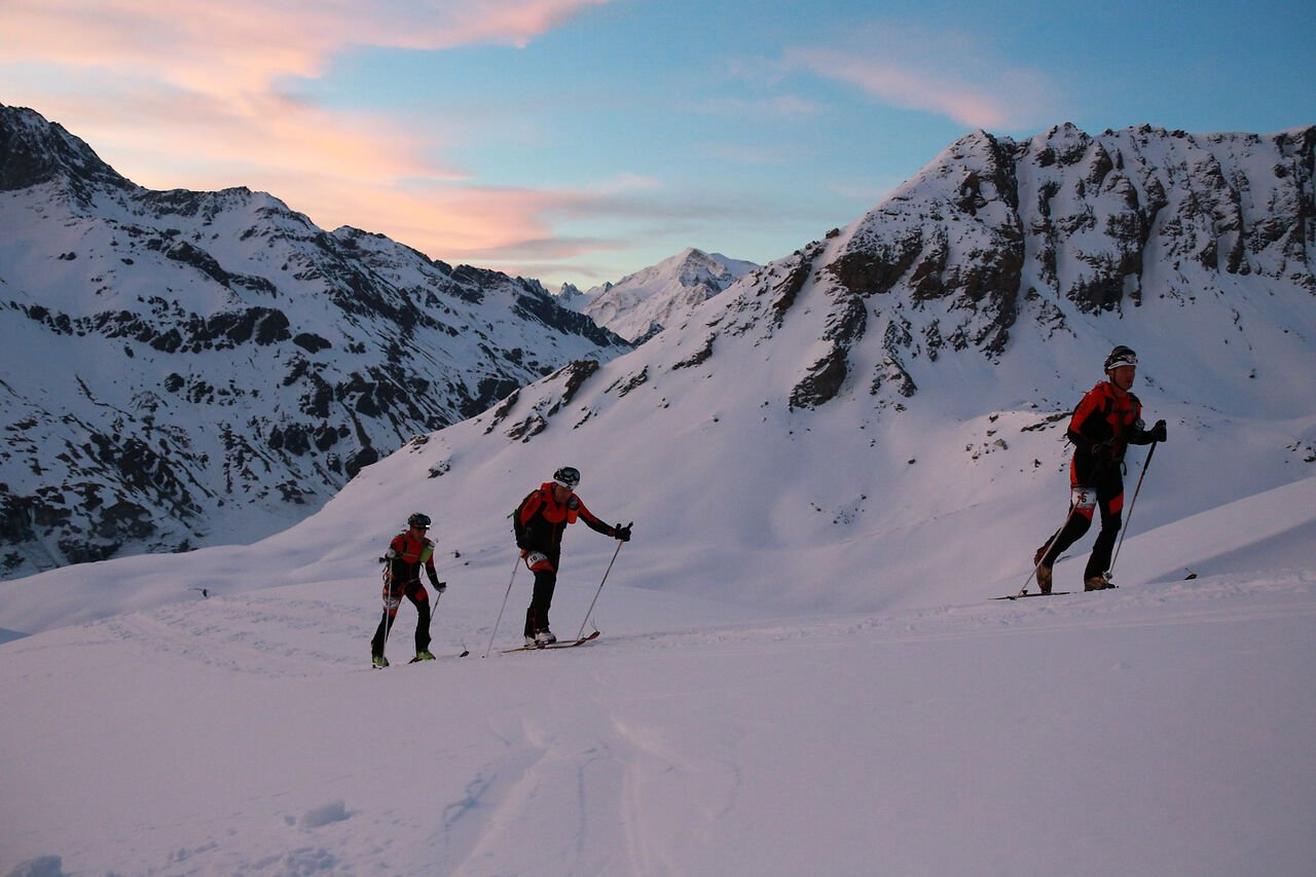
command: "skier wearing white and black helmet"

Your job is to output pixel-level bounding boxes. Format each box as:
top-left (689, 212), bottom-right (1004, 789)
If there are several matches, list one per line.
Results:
top-left (370, 512), bottom-right (447, 667)
top-left (513, 466), bottom-right (631, 646)
top-left (1033, 346), bottom-right (1167, 593)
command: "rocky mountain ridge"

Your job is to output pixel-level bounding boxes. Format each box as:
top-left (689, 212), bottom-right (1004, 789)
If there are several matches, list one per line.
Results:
top-left (768, 122), bottom-right (1314, 410)
top-left (0, 104), bottom-right (630, 578)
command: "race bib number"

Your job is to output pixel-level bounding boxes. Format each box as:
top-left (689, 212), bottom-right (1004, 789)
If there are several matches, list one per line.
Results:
top-left (1071, 487), bottom-right (1097, 510)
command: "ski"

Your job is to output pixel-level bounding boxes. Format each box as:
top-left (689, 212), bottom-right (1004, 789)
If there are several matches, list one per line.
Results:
top-left (993, 591), bottom-right (1073, 601)
top-left (501, 630), bottom-right (601, 654)
top-left (372, 649), bottom-right (468, 668)
top-left (408, 649), bottom-right (470, 663)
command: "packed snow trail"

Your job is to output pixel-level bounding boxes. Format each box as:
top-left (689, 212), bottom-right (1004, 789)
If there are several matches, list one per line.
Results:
top-left (3, 568), bottom-right (1315, 876)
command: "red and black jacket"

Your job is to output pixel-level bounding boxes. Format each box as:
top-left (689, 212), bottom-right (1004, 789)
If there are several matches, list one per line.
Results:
top-left (386, 531), bottom-right (439, 586)
top-left (1068, 381), bottom-right (1156, 467)
top-left (514, 483), bottom-right (615, 554)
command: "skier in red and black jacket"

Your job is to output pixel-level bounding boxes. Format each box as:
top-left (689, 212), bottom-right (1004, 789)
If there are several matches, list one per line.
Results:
top-left (513, 466), bottom-right (631, 646)
top-left (1034, 346), bottom-right (1167, 593)
top-left (370, 512), bottom-right (446, 667)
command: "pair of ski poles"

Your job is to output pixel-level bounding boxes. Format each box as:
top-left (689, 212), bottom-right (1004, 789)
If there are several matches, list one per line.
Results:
top-left (1020, 440), bottom-right (1158, 594)
top-left (482, 538), bottom-right (626, 659)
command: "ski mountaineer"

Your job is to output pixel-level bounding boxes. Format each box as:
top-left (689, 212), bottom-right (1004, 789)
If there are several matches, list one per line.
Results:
top-left (370, 513), bottom-right (447, 667)
top-left (1033, 345), bottom-right (1167, 593)
top-left (513, 466), bottom-right (631, 646)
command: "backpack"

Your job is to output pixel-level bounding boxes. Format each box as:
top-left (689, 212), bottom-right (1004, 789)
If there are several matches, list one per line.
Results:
top-left (511, 489), bottom-right (541, 549)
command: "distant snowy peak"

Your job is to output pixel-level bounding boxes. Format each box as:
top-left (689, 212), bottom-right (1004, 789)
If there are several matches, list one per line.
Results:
top-left (553, 282), bottom-right (591, 311)
top-left (583, 247), bottom-right (758, 342)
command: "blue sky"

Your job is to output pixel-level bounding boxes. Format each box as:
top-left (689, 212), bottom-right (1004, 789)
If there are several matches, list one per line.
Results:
top-left (2, 0), bottom-right (1312, 287)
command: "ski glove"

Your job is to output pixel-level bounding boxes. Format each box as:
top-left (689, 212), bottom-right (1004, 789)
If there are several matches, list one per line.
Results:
top-left (429, 576), bottom-right (447, 593)
top-left (1089, 437), bottom-right (1119, 460)
top-left (1148, 419), bottom-right (1167, 442)
top-left (613, 523), bottom-right (632, 542)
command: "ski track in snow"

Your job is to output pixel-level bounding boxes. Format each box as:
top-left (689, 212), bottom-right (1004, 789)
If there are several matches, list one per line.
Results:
top-left (99, 595), bottom-right (365, 677)
top-left (6, 570), bottom-right (1316, 874)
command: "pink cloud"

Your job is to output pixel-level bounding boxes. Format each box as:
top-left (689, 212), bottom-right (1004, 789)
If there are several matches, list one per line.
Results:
top-left (0, 0), bottom-right (611, 265)
top-left (788, 47), bottom-right (1011, 129)
top-left (782, 25), bottom-right (1059, 130)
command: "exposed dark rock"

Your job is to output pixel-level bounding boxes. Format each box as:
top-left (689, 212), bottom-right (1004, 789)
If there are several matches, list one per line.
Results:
top-left (292, 332), bottom-right (332, 353)
top-left (672, 335), bottom-right (715, 369)
top-left (606, 367), bottom-right (649, 397)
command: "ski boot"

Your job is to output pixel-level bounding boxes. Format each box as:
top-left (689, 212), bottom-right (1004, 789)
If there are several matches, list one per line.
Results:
top-left (413, 650), bottom-right (436, 662)
top-left (1084, 574), bottom-right (1114, 591)
top-left (371, 654), bottom-right (390, 669)
top-left (1033, 546), bottom-right (1052, 594)
top-left (534, 629), bottom-right (557, 646)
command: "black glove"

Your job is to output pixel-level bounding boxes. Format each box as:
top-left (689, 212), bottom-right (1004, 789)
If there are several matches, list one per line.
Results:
top-left (430, 577), bottom-right (447, 594)
top-left (1148, 419), bottom-right (1167, 442)
top-left (1090, 437), bottom-right (1118, 459)
top-left (614, 523), bottom-right (632, 542)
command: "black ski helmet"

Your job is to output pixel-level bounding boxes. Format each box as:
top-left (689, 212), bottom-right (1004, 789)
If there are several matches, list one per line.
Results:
top-left (1104, 345), bottom-right (1138, 372)
top-left (552, 466), bottom-right (581, 489)
top-left (407, 512), bottom-right (431, 529)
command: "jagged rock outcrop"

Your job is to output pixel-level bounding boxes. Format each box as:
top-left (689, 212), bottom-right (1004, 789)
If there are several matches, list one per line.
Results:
top-left (758, 123), bottom-right (1313, 410)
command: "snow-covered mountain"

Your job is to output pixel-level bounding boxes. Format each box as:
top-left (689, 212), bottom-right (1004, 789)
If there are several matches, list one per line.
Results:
top-left (4, 120), bottom-right (1311, 624)
top-left (582, 247), bottom-right (758, 342)
top-left (552, 281), bottom-right (590, 311)
top-left (0, 104), bottom-right (630, 579)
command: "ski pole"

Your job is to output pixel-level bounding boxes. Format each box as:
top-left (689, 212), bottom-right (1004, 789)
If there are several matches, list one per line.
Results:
top-left (379, 566), bottom-right (396, 661)
top-left (575, 533), bottom-right (627, 642)
top-left (483, 555), bottom-right (520, 658)
top-left (1018, 505), bottom-right (1077, 596)
top-left (1107, 440), bottom-right (1157, 581)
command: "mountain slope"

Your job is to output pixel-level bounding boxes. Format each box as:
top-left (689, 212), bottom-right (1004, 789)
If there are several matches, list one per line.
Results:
top-left (582, 247), bottom-right (758, 342)
top-left (0, 104), bottom-right (631, 579)
top-left (2, 121), bottom-right (1311, 631)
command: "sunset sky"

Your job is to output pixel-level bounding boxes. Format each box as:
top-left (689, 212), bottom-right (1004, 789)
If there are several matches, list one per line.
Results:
top-left (2, 0), bottom-right (1313, 288)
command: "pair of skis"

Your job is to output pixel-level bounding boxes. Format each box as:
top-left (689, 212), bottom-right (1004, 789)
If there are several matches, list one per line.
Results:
top-left (500, 629), bottom-right (601, 654)
top-left (994, 569), bottom-right (1197, 601)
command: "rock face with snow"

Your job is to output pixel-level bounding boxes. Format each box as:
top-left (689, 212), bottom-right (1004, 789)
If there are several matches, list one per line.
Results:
top-left (800, 124), bottom-right (1315, 408)
top-left (582, 247), bottom-right (758, 342)
top-left (0, 104), bottom-right (630, 579)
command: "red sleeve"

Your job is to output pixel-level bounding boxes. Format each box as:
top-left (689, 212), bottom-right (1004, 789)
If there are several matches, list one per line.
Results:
top-left (574, 497), bottom-right (614, 535)
top-left (575, 496), bottom-right (602, 526)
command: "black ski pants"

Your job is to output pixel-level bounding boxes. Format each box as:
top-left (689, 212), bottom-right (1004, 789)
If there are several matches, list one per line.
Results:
top-left (371, 579), bottom-right (431, 656)
top-left (1040, 457), bottom-right (1125, 581)
top-left (523, 548), bottom-right (561, 637)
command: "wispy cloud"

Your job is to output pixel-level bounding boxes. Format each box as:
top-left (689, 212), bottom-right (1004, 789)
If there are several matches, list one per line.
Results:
top-left (783, 24), bottom-right (1059, 130)
top-left (0, 0), bottom-right (611, 265)
top-left (688, 95), bottom-right (825, 118)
